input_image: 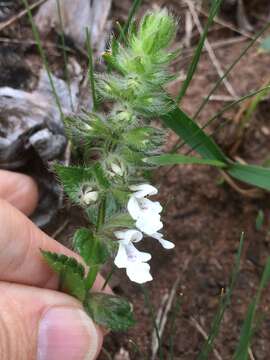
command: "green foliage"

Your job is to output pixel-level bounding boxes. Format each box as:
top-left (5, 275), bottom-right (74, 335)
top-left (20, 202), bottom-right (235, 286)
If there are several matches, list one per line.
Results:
top-left (161, 105), bottom-right (228, 162)
top-left (197, 233), bottom-right (244, 360)
top-left (255, 210), bottom-right (264, 231)
top-left (41, 251), bottom-right (86, 301)
top-left (176, 0), bottom-right (222, 103)
top-left (146, 154), bottom-right (226, 168)
top-left (85, 293), bottom-right (135, 331)
top-left (54, 164), bottom-right (95, 205)
top-left (233, 258), bottom-right (270, 359)
top-left (73, 228), bottom-right (109, 265)
top-left (227, 163), bottom-right (270, 192)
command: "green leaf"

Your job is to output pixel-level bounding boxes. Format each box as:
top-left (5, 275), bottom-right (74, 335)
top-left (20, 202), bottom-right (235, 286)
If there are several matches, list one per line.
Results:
top-left (102, 212), bottom-right (134, 231)
top-left (227, 163), bottom-right (270, 192)
top-left (85, 293), bottom-right (135, 331)
top-left (255, 210), bottom-right (264, 231)
top-left (73, 228), bottom-right (108, 265)
top-left (41, 251), bottom-right (86, 301)
top-left (161, 105), bottom-right (228, 162)
top-left (92, 163), bottom-right (110, 189)
top-left (146, 154), bottom-right (227, 168)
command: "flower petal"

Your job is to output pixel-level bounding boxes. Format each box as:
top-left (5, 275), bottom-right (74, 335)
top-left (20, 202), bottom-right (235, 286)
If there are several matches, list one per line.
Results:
top-left (126, 262), bottom-right (153, 283)
top-left (125, 242), bottom-right (151, 263)
top-left (139, 198), bottom-right (162, 214)
top-left (130, 183), bottom-right (158, 198)
top-left (136, 213), bottom-right (163, 235)
top-left (114, 229), bottom-right (143, 243)
top-left (151, 232), bottom-right (175, 249)
top-left (127, 196), bottom-right (141, 220)
top-left (114, 242), bottom-right (128, 268)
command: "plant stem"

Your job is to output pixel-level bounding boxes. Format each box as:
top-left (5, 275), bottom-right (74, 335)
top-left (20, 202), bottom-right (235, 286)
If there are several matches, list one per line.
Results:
top-left (85, 265), bottom-right (99, 293)
top-left (84, 198), bottom-right (107, 294)
top-left (101, 264), bottom-right (116, 291)
top-left (85, 198), bottom-right (106, 294)
top-left (96, 197), bottom-right (106, 232)
top-left (85, 28), bottom-right (98, 111)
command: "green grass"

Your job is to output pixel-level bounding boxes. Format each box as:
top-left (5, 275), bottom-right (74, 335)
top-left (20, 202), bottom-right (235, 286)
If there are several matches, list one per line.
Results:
top-left (176, 0), bottom-right (222, 104)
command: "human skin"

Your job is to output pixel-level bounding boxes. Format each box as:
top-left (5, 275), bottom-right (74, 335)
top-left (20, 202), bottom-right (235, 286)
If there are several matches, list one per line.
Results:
top-left (0, 169), bottom-right (107, 360)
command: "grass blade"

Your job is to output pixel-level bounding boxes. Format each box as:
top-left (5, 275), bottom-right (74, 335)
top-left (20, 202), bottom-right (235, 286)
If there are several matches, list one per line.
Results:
top-left (56, 0), bottom-right (73, 111)
top-left (161, 104), bottom-right (228, 162)
top-left (176, 0), bottom-right (222, 103)
top-left (169, 297), bottom-right (182, 360)
top-left (146, 154), bottom-right (226, 168)
top-left (233, 257), bottom-right (270, 360)
top-left (85, 28), bottom-right (98, 111)
top-left (194, 21), bottom-right (270, 119)
top-left (174, 85), bottom-right (270, 154)
top-left (22, 0), bottom-right (64, 120)
top-left (227, 163), bottom-right (270, 192)
top-left (122, 0), bottom-right (142, 37)
top-left (197, 233), bottom-right (244, 360)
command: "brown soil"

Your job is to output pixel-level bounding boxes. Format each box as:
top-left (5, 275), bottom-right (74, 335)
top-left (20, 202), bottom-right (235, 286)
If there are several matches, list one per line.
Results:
top-left (3, 0), bottom-right (270, 358)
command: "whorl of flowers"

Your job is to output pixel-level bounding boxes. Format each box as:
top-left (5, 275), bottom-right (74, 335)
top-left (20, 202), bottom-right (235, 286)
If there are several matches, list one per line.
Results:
top-left (62, 9), bottom-right (177, 284)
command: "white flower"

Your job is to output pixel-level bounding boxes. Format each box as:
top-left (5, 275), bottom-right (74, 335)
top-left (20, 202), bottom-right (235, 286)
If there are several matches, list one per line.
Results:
top-left (151, 232), bottom-right (175, 249)
top-left (127, 184), bottom-right (163, 235)
top-left (129, 183), bottom-right (158, 198)
top-left (114, 229), bottom-right (153, 284)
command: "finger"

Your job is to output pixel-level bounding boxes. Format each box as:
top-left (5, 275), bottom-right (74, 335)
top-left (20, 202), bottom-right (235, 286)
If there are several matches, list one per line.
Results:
top-left (0, 199), bottom-right (110, 293)
top-left (0, 282), bottom-right (103, 360)
top-left (0, 170), bottom-right (38, 215)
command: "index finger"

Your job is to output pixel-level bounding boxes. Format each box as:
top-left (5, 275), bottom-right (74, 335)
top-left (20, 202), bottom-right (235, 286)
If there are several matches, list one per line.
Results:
top-left (0, 170), bottom-right (38, 216)
top-left (0, 199), bottom-right (107, 292)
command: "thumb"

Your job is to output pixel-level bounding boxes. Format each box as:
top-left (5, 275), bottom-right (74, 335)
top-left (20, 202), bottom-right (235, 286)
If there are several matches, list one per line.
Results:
top-left (0, 282), bottom-right (103, 360)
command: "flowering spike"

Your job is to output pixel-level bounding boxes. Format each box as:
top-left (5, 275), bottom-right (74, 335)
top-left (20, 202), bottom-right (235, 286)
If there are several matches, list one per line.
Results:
top-left (49, 9), bottom-right (176, 292)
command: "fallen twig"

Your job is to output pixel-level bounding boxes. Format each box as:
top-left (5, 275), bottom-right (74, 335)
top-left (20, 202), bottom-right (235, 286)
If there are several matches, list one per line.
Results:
top-left (190, 316), bottom-right (223, 360)
top-left (151, 276), bottom-right (181, 360)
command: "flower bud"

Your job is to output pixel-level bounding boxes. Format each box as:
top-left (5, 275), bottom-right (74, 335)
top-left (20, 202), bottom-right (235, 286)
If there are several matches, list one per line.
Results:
top-left (80, 186), bottom-right (99, 205)
top-left (111, 163), bottom-right (124, 176)
top-left (136, 9), bottom-right (177, 54)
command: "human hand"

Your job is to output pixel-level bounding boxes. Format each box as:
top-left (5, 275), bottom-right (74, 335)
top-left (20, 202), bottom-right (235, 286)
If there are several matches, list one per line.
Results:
top-left (0, 169), bottom-right (105, 360)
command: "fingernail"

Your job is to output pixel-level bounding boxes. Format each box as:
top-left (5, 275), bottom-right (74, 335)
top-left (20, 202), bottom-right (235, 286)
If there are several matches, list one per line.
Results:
top-left (38, 307), bottom-right (102, 360)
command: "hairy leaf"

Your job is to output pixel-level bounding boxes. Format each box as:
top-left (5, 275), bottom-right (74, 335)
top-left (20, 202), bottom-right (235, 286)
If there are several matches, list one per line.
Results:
top-left (85, 293), bottom-right (135, 331)
top-left (41, 251), bottom-right (86, 301)
top-left (73, 228), bottom-right (108, 265)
